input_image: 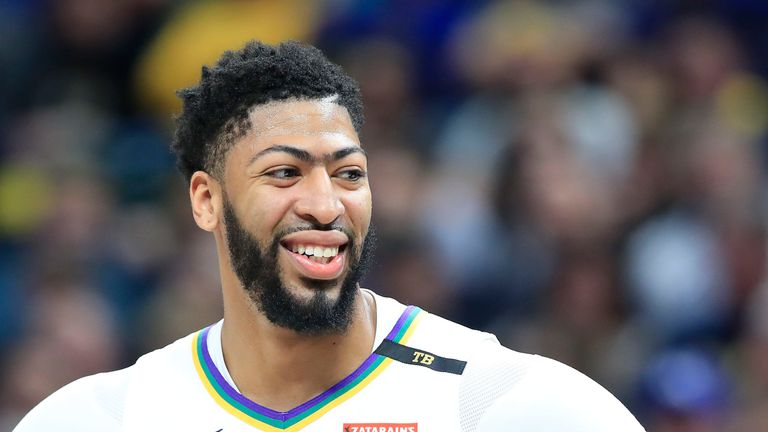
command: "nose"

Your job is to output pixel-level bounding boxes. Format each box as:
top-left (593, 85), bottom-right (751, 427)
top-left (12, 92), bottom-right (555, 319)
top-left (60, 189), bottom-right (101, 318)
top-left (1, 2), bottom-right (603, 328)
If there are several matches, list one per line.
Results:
top-left (293, 168), bottom-right (345, 226)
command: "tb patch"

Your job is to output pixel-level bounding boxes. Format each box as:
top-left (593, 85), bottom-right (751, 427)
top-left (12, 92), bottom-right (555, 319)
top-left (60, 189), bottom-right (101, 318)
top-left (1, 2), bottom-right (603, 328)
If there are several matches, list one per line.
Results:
top-left (374, 340), bottom-right (466, 375)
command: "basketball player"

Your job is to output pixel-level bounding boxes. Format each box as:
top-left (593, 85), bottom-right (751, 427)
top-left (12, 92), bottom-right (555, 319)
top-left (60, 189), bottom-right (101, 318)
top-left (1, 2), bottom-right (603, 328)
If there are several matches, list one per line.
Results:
top-left (15, 41), bottom-right (645, 431)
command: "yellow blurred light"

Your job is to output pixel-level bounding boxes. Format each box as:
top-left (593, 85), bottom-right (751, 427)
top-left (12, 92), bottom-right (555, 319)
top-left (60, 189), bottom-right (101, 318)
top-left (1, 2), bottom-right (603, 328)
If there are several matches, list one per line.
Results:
top-left (717, 72), bottom-right (768, 139)
top-left (134, 0), bottom-right (322, 119)
top-left (0, 166), bottom-right (52, 235)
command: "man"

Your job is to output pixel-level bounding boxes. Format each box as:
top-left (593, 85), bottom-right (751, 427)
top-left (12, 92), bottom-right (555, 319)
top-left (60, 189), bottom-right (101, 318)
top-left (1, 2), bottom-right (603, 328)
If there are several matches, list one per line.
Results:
top-left (15, 41), bottom-right (645, 431)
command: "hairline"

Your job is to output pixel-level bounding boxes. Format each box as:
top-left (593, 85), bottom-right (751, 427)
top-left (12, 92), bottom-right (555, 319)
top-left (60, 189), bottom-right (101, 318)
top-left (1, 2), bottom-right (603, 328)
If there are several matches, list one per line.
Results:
top-left (206, 94), bottom-right (351, 180)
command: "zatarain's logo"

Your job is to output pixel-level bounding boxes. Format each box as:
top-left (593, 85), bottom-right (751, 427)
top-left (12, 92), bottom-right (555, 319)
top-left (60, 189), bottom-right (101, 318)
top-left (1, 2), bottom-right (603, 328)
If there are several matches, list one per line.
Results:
top-left (343, 423), bottom-right (417, 432)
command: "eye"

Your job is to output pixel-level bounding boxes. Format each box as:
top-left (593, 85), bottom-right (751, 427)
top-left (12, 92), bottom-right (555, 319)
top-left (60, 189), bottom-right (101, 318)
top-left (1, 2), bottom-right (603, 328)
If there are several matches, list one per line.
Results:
top-left (337, 168), bottom-right (366, 182)
top-left (265, 167), bottom-right (301, 180)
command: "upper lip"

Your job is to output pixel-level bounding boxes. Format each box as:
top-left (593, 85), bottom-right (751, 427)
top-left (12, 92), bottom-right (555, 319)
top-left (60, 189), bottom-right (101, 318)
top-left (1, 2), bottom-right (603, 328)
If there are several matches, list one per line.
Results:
top-left (280, 230), bottom-right (349, 249)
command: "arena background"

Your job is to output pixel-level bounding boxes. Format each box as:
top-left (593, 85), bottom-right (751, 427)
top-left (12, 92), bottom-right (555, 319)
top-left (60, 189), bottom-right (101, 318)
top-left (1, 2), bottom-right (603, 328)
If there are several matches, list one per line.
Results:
top-left (2, 1), bottom-right (768, 430)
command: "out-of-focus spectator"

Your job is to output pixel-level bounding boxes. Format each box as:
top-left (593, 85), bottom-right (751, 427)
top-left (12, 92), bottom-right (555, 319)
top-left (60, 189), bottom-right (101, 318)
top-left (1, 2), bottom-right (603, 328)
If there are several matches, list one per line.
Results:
top-left (0, 279), bottom-right (119, 428)
top-left (639, 348), bottom-right (731, 432)
top-left (4, 1), bottom-right (768, 431)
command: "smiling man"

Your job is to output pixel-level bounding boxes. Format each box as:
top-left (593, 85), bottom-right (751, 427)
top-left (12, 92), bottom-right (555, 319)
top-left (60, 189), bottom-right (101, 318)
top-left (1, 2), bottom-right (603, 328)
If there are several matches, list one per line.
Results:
top-left (15, 41), bottom-right (645, 431)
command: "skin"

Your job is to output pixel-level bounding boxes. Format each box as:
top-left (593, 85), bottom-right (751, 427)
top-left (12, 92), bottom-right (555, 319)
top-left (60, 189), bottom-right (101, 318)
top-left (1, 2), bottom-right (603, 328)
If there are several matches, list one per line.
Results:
top-left (188, 99), bottom-right (377, 411)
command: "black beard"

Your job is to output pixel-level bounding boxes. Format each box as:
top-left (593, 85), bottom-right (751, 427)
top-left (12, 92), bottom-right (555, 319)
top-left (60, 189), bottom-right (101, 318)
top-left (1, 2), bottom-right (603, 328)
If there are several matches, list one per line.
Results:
top-left (223, 199), bottom-right (375, 336)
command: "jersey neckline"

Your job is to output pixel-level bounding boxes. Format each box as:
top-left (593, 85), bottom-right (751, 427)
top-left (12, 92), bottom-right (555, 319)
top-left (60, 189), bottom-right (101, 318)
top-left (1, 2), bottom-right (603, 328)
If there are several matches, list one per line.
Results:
top-left (191, 304), bottom-right (422, 431)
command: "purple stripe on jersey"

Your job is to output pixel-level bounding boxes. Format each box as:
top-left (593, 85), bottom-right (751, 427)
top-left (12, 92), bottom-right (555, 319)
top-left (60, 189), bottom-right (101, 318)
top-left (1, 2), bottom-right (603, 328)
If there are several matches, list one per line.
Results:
top-left (284, 305), bottom-right (417, 416)
top-left (284, 351), bottom-right (379, 417)
top-left (385, 305), bottom-right (416, 340)
top-left (199, 327), bottom-right (282, 419)
top-left (198, 304), bottom-right (416, 421)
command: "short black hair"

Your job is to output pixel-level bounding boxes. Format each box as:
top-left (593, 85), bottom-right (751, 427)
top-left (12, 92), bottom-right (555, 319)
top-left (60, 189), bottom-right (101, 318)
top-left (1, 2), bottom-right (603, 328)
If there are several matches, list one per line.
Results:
top-left (171, 40), bottom-right (364, 182)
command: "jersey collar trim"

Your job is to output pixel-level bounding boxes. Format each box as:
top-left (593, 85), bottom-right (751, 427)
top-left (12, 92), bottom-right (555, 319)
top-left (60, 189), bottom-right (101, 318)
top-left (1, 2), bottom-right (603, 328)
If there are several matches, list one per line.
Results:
top-left (192, 305), bottom-right (423, 431)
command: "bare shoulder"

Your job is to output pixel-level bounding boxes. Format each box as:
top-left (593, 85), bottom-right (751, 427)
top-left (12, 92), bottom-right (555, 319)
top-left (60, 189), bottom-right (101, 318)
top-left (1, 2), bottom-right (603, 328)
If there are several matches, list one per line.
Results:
top-left (13, 366), bottom-right (133, 432)
top-left (465, 345), bottom-right (646, 431)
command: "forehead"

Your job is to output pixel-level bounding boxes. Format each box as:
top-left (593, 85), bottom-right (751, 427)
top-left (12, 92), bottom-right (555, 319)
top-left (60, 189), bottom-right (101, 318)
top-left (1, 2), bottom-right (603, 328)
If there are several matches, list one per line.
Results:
top-left (245, 98), bottom-right (359, 143)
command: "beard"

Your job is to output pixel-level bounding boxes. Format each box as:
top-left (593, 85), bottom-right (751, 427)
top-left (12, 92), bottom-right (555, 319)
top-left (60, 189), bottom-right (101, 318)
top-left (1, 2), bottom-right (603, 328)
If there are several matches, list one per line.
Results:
top-left (223, 199), bottom-right (375, 335)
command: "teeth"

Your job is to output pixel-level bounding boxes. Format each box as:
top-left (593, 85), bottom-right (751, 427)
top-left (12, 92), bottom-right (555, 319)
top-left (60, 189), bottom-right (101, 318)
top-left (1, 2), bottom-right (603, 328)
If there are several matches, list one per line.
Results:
top-left (290, 244), bottom-right (341, 258)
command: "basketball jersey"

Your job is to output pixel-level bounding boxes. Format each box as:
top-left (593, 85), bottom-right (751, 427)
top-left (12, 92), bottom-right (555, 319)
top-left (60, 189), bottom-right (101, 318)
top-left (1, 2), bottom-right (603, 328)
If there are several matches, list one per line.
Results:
top-left (14, 292), bottom-right (645, 431)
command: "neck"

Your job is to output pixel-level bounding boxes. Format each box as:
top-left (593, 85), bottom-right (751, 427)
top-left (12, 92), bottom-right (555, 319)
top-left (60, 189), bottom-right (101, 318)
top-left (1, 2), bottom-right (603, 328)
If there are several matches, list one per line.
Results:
top-left (219, 280), bottom-right (376, 412)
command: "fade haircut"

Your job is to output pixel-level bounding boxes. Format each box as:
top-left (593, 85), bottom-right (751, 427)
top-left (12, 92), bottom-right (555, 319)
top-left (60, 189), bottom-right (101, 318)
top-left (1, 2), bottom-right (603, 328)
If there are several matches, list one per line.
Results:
top-left (171, 40), bottom-right (364, 182)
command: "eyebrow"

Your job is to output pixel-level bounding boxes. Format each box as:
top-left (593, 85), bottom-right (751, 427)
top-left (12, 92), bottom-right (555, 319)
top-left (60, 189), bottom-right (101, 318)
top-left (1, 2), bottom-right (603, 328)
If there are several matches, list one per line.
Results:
top-left (248, 144), bottom-right (366, 166)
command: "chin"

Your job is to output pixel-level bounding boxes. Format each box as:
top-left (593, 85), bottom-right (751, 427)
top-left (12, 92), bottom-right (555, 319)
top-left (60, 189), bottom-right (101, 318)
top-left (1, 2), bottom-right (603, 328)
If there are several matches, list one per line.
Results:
top-left (292, 276), bottom-right (345, 298)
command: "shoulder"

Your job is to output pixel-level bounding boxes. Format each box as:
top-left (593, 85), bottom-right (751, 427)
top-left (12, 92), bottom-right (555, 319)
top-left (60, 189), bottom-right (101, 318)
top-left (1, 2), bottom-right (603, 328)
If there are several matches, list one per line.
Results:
top-left (132, 328), bottom-right (200, 371)
top-left (372, 291), bottom-right (498, 360)
top-left (463, 345), bottom-right (645, 431)
top-left (13, 366), bottom-right (132, 431)
top-left (414, 309), bottom-right (500, 360)
top-left (13, 329), bottom-right (203, 431)
top-left (387, 304), bottom-right (645, 432)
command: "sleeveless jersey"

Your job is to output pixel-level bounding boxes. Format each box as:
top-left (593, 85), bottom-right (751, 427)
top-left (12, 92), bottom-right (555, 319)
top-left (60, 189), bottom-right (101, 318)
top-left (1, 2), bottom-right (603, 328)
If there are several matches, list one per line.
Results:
top-left (14, 292), bottom-right (645, 431)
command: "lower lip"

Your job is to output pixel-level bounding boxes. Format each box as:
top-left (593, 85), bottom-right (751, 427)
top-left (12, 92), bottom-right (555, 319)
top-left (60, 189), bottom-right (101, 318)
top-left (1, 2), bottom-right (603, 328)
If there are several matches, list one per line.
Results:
top-left (282, 247), bottom-right (346, 280)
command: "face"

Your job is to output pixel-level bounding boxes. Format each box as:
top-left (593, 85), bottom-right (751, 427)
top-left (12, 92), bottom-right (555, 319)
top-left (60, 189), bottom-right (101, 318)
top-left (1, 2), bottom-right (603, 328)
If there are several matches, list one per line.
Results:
top-left (219, 99), bottom-right (374, 334)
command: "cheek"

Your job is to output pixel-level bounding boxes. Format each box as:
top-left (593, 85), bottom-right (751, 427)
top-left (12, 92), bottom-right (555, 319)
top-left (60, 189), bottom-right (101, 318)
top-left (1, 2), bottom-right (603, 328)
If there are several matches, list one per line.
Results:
top-left (344, 189), bottom-right (372, 232)
top-left (247, 191), bottom-right (293, 234)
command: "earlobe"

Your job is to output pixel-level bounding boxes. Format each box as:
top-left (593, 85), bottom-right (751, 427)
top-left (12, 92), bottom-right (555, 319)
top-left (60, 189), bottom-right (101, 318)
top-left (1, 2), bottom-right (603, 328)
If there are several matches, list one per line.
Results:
top-left (189, 171), bottom-right (220, 232)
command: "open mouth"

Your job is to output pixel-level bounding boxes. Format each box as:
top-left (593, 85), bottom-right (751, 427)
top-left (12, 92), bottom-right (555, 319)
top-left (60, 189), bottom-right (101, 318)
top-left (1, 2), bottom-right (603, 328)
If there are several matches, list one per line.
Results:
top-left (279, 237), bottom-right (349, 280)
top-left (282, 243), bottom-right (348, 264)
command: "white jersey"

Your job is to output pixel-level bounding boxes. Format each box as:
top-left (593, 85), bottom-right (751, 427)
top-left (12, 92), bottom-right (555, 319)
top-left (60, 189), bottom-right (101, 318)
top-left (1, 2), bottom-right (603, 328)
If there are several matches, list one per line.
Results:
top-left (14, 292), bottom-right (645, 431)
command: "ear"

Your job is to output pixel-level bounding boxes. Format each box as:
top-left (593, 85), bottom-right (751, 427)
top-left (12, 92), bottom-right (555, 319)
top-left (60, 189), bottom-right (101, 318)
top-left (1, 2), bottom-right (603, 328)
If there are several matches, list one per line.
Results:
top-left (189, 171), bottom-right (221, 232)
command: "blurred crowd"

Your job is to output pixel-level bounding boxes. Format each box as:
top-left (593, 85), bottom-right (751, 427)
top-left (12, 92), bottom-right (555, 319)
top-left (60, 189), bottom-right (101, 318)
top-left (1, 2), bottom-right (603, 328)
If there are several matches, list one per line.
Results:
top-left (2, 0), bottom-right (768, 430)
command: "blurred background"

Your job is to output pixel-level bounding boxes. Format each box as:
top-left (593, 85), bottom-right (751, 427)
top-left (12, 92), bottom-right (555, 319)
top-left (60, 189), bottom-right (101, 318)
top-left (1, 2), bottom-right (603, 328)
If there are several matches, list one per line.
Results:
top-left (1, 0), bottom-right (768, 430)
